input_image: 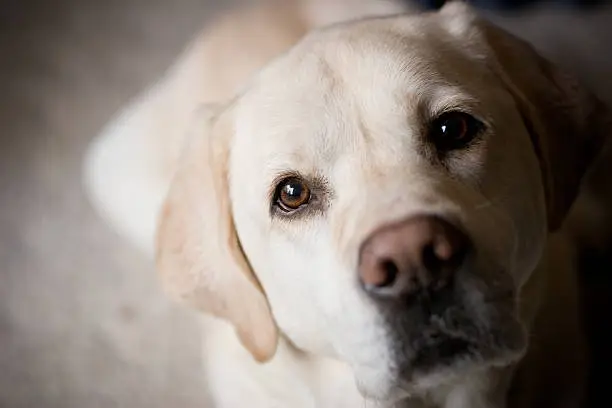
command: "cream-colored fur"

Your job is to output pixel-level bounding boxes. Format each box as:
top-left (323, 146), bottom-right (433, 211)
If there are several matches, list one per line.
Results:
top-left (84, 1), bottom-right (607, 407)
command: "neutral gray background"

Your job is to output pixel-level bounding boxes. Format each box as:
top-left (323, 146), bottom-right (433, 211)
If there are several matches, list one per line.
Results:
top-left (1, 1), bottom-right (611, 407)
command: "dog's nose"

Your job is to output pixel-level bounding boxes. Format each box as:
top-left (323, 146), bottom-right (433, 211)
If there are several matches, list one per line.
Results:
top-left (358, 216), bottom-right (470, 299)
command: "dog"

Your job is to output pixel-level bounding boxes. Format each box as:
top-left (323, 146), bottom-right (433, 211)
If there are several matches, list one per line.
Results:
top-left (84, 1), bottom-right (610, 407)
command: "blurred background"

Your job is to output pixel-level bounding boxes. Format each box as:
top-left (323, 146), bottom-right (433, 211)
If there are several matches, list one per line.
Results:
top-left (0, 1), bottom-right (611, 407)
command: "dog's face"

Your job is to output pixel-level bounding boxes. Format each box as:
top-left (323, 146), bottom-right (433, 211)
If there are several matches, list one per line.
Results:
top-left (157, 3), bottom-right (607, 403)
top-left (229, 10), bottom-right (542, 398)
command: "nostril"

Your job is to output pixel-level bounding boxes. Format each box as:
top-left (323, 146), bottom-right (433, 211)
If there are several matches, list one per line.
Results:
top-left (359, 216), bottom-right (471, 299)
top-left (359, 256), bottom-right (400, 292)
top-left (377, 259), bottom-right (399, 288)
top-left (422, 243), bottom-right (440, 273)
top-left (422, 232), bottom-right (469, 292)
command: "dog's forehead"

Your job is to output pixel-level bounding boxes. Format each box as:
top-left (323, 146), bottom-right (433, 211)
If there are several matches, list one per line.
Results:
top-left (242, 17), bottom-right (465, 104)
top-left (232, 14), bottom-right (488, 174)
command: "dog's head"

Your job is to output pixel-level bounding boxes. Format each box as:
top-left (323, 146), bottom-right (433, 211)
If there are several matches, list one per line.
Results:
top-left (156, 3), bottom-right (608, 402)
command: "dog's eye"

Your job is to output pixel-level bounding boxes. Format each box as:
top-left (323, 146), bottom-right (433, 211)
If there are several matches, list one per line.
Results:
top-left (275, 177), bottom-right (311, 212)
top-left (429, 111), bottom-right (483, 151)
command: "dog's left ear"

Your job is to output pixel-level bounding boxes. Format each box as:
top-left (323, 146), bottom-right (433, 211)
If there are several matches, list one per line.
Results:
top-left (441, 2), bottom-right (610, 231)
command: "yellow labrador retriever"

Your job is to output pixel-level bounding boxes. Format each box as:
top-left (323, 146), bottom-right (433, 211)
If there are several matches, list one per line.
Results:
top-left (84, 1), bottom-right (609, 407)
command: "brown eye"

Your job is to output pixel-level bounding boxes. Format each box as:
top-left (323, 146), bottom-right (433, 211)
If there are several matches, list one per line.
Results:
top-left (275, 177), bottom-right (311, 212)
top-left (429, 111), bottom-right (483, 151)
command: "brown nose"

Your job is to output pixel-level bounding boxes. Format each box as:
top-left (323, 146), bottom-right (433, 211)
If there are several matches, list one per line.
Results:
top-left (358, 216), bottom-right (470, 299)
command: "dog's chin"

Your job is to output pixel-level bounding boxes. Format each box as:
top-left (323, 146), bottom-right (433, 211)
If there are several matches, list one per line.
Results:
top-left (394, 314), bottom-right (528, 394)
top-left (410, 329), bottom-right (525, 381)
top-left (353, 323), bottom-right (527, 405)
top-left (353, 270), bottom-right (527, 402)
top-left (359, 298), bottom-right (528, 401)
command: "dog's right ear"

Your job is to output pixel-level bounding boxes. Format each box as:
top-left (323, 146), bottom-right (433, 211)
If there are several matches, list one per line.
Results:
top-left (440, 2), bottom-right (610, 232)
top-left (156, 104), bottom-right (278, 362)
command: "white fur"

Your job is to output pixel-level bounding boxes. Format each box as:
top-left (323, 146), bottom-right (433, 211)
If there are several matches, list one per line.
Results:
top-left (83, 2), bottom-right (598, 407)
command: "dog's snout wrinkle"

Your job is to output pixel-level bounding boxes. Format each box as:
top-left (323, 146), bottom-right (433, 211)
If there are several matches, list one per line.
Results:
top-left (358, 216), bottom-right (470, 302)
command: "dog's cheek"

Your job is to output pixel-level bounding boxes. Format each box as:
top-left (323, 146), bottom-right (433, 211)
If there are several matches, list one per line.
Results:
top-left (240, 223), bottom-right (341, 356)
top-left (231, 175), bottom-right (414, 397)
top-left (250, 222), bottom-right (400, 392)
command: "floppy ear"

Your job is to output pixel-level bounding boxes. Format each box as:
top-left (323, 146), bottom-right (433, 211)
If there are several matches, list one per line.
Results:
top-left (441, 2), bottom-right (610, 231)
top-left (156, 105), bottom-right (278, 362)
